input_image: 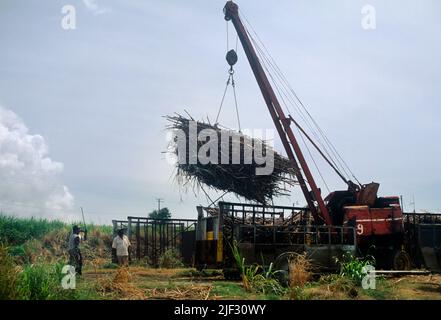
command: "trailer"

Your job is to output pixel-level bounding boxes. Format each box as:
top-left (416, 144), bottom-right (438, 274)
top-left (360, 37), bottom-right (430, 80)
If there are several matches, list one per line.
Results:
top-left (194, 203), bottom-right (441, 273)
top-left (195, 202), bottom-right (356, 276)
top-left (404, 212), bottom-right (441, 271)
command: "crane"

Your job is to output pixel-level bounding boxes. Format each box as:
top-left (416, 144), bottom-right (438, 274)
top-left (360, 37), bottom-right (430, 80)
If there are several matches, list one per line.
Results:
top-left (223, 1), bottom-right (410, 269)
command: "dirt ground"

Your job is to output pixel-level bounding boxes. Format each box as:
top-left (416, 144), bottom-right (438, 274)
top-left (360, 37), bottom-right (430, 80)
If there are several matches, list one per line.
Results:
top-left (78, 266), bottom-right (441, 300)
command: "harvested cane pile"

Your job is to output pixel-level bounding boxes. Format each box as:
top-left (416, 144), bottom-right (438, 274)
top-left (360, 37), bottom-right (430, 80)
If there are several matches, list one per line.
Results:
top-left (166, 114), bottom-right (297, 204)
top-left (97, 268), bottom-right (146, 300)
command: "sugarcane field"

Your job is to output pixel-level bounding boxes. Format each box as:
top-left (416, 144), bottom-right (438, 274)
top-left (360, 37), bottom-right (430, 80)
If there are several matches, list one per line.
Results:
top-left (1, 0), bottom-right (441, 315)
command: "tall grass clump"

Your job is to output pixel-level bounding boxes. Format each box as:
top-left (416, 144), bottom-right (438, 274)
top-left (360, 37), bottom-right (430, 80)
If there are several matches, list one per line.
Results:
top-left (17, 260), bottom-right (66, 300)
top-left (288, 253), bottom-right (312, 300)
top-left (0, 245), bottom-right (20, 299)
top-left (230, 240), bottom-right (285, 296)
top-left (289, 253), bottom-right (311, 288)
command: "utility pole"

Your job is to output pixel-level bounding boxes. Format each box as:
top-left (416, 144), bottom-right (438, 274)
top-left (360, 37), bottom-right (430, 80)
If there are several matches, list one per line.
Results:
top-left (156, 198), bottom-right (164, 212)
top-left (410, 195), bottom-right (416, 213)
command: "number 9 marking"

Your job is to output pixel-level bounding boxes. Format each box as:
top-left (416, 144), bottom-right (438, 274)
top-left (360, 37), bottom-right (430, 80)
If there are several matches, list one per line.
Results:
top-left (357, 224), bottom-right (364, 235)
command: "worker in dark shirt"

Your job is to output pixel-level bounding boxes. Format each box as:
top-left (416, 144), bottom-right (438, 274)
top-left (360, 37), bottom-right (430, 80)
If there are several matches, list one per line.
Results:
top-left (68, 225), bottom-right (86, 275)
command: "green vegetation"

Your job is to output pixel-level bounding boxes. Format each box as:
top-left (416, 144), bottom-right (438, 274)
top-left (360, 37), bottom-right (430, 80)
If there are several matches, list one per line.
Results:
top-left (148, 208), bottom-right (171, 220)
top-left (102, 262), bottom-right (119, 269)
top-left (230, 240), bottom-right (285, 296)
top-left (18, 261), bottom-right (64, 300)
top-left (0, 215), bottom-right (65, 246)
top-left (158, 248), bottom-right (184, 268)
top-left (0, 214), bottom-right (112, 300)
top-left (0, 245), bottom-right (20, 299)
top-left (176, 268), bottom-right (223, 278)
top-left (336, 252), bottom-right (375, 285)
top-left (0, 214), bottom-right (112, 265)
top-left (211, 282), bottom-right (247, 298)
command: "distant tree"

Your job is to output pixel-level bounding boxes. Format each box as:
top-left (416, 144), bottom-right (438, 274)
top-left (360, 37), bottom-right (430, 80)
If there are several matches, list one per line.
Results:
top-left (148, 207), bottom-right (171, 220)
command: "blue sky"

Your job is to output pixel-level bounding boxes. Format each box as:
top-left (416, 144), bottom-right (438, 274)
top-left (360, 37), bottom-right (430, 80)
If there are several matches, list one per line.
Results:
top-left (0, 0), bottom-right (440, 223)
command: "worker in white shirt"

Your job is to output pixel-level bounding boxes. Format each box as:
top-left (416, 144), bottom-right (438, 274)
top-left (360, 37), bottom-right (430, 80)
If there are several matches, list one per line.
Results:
top-left (112, 228), bottom-right (131, 267)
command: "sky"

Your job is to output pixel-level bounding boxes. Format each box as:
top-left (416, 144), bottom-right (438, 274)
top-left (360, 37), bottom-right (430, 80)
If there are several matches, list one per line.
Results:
top-left (0, 0), bottom-right (440, 223)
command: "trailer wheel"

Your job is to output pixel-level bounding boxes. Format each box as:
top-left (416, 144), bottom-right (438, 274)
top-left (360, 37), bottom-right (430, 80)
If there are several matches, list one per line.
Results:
top-left (393, 250), bottom-right (411, 270)
top-left (274, 252), bottom-right (298, 286)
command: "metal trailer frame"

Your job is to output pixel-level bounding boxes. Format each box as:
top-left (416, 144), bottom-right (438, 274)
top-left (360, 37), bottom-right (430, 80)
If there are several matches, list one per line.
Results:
top-left (404, 212), bottom-right (441, 270)
top-left (195, 201), bottom-right (356, 271)
top-left (127, 216), bottom-right (197, 267)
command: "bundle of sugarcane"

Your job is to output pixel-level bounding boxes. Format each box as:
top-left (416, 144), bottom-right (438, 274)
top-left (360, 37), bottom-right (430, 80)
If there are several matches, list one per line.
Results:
top-left (165, 114), bottom-right (297, 204)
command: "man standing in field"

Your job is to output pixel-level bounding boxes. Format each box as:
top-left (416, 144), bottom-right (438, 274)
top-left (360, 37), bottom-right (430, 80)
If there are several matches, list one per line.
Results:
top-left (112, 228), bottom-right (131, 267)
top-left (68, 225), bottom-right (85, 275)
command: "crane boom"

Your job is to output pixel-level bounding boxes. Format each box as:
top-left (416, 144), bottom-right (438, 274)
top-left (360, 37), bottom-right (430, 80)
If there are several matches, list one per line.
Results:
top-left (223, 1), bottom-right (332, 225)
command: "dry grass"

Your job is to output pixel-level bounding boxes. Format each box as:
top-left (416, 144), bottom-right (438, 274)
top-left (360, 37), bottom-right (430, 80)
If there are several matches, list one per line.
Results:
top-left (145, 285), bottom-right (213, 300)
top-left (97, 268), bottom-right (146, 300)
top-left (95, 268), bottom-right (215, 300)
top-left (289, 253), bottom-right (311, 288)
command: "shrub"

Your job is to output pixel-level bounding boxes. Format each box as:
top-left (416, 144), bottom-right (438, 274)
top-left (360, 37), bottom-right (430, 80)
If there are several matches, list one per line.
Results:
top-left (158, 249), bottom-right (184, 268)
top-left (335, 252), bottom-right (375, 285)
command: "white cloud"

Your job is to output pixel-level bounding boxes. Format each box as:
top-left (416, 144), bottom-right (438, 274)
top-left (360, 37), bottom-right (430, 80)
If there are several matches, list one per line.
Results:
top-left (82, 0), bottom-right (108, 15)
top-left (0, 106), bottom-right (74, 219)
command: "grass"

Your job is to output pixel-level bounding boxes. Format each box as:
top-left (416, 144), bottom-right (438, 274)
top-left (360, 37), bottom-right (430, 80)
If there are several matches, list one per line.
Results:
top-left (288, 252), bottom-right (312, 300)
top-left (175, 268), bottom-right (223, 278)
top-left (0, 251), bottom-right (99, 300)
top-left (18, 260), bottom-right (65, 300)
top-left (289, 253), bottom-right (311, 288)
top-left (158, 248), bottom-right (184, 268)
top-left (0, 214), bottom-right (114, 300)
top-left (0, 245), bottom-right (20, 299)
top-left (0, 215), bottom-right (66, 246)
top-left (211, 282), bottom-right (246, 298)
top-left (0, 214), bottom-right (112, 246)
top-left (0, 214), bottom-right (113, 265)
top-left (230, 240), bottom-right (286, 296)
